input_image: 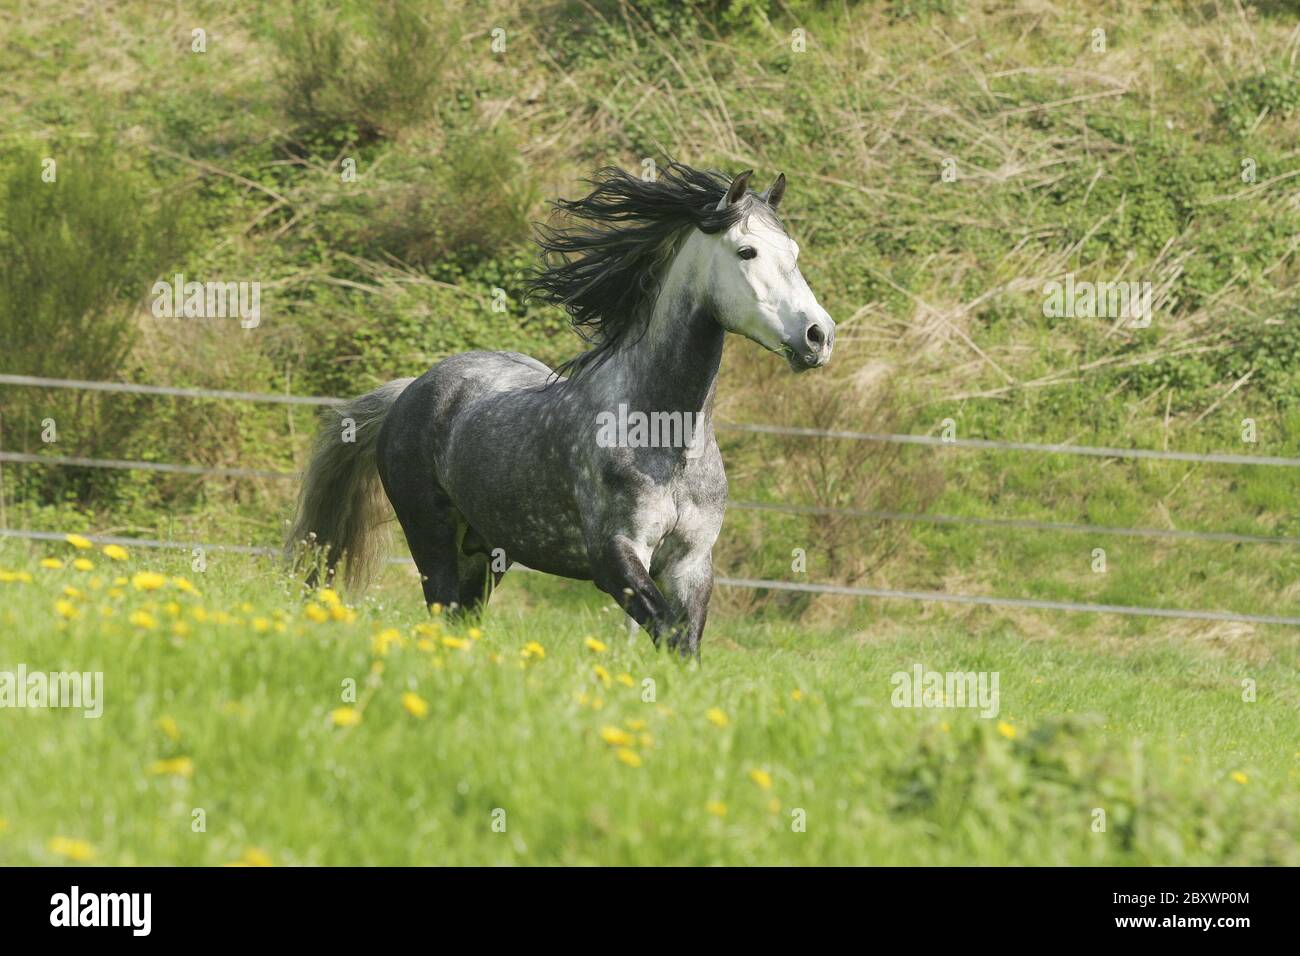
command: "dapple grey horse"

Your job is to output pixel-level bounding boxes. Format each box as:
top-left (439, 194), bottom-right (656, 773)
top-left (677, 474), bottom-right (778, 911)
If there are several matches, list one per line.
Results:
top-left (287, 163), bottom-right (834, 654)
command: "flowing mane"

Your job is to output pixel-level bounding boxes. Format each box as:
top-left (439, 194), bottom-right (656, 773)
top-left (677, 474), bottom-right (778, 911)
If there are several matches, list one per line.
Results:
top-left (526, 162), bottom-right (782, 380)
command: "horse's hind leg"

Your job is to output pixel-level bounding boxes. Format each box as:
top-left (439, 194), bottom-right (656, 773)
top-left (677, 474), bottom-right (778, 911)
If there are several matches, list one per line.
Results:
top-left (455, 551), bottom-right (509, 616)
top-left (384, 479), bottom-right (461, 611)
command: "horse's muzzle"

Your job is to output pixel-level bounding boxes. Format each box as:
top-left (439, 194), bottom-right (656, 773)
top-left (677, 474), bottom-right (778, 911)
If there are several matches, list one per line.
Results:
top-left (784, 312), bottom-right (835, 372)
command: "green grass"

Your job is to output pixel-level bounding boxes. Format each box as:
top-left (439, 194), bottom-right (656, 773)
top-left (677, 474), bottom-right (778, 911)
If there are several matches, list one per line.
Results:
top-left (1, 539), bottom-right (1297, 865)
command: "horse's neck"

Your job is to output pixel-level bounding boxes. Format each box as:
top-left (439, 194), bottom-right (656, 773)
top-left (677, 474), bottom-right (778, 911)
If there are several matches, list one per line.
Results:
top-left (590, 270), bottom-right (724, 432)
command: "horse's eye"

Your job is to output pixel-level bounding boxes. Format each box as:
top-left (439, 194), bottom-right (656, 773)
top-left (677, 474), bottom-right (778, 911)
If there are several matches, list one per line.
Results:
top-left (737, 247), bottom-right (757, 260)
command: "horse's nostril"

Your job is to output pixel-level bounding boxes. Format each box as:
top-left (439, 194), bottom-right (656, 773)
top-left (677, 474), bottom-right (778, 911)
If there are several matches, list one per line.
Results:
top-left (806, 323), bottom-right (826, 347)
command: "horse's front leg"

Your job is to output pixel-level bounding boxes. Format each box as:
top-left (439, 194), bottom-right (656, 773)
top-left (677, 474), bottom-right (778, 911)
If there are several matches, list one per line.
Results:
top-left (658, 550), bottom-right (713, 657)
top-left (589, 535), bottom-right (679, 647)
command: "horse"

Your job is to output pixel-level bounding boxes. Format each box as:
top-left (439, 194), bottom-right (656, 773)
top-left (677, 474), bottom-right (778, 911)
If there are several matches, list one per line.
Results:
top-left (286, 163), bottom-right (834, 654)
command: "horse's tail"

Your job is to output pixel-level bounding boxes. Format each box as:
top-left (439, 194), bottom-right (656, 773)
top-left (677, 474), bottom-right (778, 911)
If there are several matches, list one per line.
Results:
top-left (286, 377), bottom-right (415, 592)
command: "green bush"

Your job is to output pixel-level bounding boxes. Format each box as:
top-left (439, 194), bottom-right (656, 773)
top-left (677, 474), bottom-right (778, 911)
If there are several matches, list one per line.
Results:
top-left (1215, 67), bottom-right (1300, 137)
top-left (0, 139), bottom-right (191, 383)
top-left (274, 0), bottom-right (462, 145)
top-left (317, 125), bottom-right (537, 271)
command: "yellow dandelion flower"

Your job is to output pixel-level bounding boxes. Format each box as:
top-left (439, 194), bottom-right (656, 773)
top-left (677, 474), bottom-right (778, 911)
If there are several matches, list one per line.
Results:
top-left (584, 636), bottom-right (607, 653)
top-left (615, 748), bottom-right (642, 768)
top-left (705, 800), bottom-right (728, 818)
top-left (638, 732), bottom-right (654, 748)
top-left (1230, 771), bottom-right (1248, 785)
top-left (62, 586), bottom-right (82, 599)
top-left (72, 558), bottom-right (94, 572)
top-left (101, 544), bottom-right (129, 561)
top-left (441, 636), bottom-right (469, 650)
top-left (616, 672), bottom-right (635, 687)
top-left (428, 602), bottom-right (443, 615)
top-left (599, 726), bottom-right (633, 747)
top-left (171, 620), bottom-right (191, 638)
top-left (171, 576), bottom-right (198, 595)
top-left (112, 576), bottom-right (128, 586)
top-left (790, 689), bottom-right (804, 702)
top-left (252, 617), bottom-right (271, 634)
top-left (705, 707), bottom-right (729, 728)
top-left (39, 558), bottom-right (64, 570)
top-left (625, 718), bottom-right (647, 731)
top-left (372, 628), bottom-right (404, 655)
top-left (331, 706), bottom-right (361, 727)
top-left (49, 836), bottom-right (95, 861)
top-left (227, 847), bottom-right (273, 867)
top-left (996, 720), bottom-right (1017, 740)
top-left (521, 641), bottom-right (545, 660)
top-left (593, 664), bottom-right (612, 686)
top-left (317, 588), bottom-right (342, 608)
top-left (191, 606), bottom-right (208, 622)
top-left (303, 603), bottom-right (329, 623)
top-left (148, 756), bottom-right (195, 778)
top-left (130, 571), bottom-right (167, 591)
top-left (329, 604), bottom-right (355, 622)
top-left (129, 610), bottom-right (158, 630)
top-left (54, 599), bottom-right (79, 620)
top-left (65, 534), bottom-right (93, 550)
top-left (416, 638), bottom-right (436, 653)
top-left (157, 715), bottom-right (180, 742)
top-left (467, 627), bottom-right (483, 640)
top-left (402, 692), bottom-right (430, 718)
top-left (749, 768), bottom-right (773, 790)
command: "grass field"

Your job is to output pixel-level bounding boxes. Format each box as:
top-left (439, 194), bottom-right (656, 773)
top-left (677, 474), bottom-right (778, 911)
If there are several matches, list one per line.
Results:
top-left (2, 537), bottom-right (1297, 866)
top-left (2, 1), bottom-right (1299, 867)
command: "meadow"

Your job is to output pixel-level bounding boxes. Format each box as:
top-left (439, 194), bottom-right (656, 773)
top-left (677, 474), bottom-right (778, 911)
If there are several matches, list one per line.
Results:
top-left (1, 0), bottom-right (1299, 865)
top-left (0, 537), bottom-right (1297, 865)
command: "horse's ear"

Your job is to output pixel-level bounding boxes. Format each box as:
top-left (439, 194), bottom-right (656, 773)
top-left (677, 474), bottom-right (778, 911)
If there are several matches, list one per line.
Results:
top-left (763, 173), bottom-right (786, 209)
top-left (718, 169), bottom-right (753, 209)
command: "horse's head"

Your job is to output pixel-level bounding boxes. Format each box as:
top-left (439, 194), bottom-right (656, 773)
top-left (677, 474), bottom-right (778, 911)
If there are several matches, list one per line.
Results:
top-left (700, 171), bottom-right (835, 372)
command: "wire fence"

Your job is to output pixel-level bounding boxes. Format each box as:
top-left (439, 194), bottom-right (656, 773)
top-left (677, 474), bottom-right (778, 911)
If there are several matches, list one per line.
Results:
top-left (3, 449), bottom-right (1293, 547)
top-left (3, 372), bottom-right (1298, 628)
top-left (4, 372), bottom-right (1296, 466)
top-left (4, 527), bottom-right (1297, 628)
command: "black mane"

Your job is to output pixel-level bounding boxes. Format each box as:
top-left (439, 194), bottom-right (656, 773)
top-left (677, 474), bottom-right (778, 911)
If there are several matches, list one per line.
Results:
top-left (526, 162), bottom-right (781, 380)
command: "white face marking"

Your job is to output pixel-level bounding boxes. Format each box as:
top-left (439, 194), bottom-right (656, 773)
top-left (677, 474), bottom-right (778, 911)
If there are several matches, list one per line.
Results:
top-left (694, 212), bottom-right (835, 363)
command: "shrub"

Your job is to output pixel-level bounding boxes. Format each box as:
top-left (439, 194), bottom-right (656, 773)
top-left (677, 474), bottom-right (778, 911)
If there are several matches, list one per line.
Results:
top-left (317, 125), bottom-right (538, 271)
top-left (274, 0), bottom-right (462, 145)
top-left (0, 140), bottom-right (191, 383)
top-left (0, 138), bottom-right (193, 507)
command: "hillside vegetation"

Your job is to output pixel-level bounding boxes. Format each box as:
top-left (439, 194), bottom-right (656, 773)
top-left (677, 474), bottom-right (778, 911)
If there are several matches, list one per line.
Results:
top-left (1, 0), bottom-right (1299, 636)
